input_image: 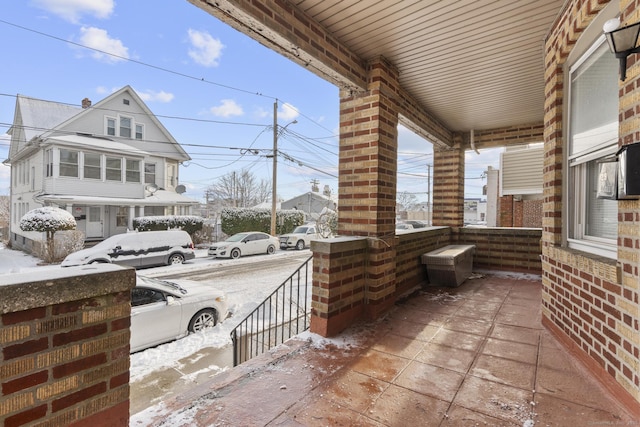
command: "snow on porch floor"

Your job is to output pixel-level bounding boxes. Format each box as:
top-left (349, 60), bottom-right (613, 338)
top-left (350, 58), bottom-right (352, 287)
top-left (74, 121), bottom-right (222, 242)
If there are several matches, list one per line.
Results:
top-left (133, 272), bottom-right (638, 426)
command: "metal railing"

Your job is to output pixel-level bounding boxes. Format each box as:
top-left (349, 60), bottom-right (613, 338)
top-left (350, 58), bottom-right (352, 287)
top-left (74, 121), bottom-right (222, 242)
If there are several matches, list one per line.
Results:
top-left (231, 255), bottom-right (313, 366)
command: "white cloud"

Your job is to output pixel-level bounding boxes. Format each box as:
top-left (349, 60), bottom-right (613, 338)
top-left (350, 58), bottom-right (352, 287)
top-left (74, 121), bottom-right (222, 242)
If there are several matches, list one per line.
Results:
top-left (32, 0), bottom-right (114, 23)
top-left (210, 99), bottom-right (243, 117)
top-left (278, 103), bottom-right (299, 121)
top-left (187, 29), bottom-right (224, 67)
top-left (78, 26), bottom-right (129, 63)
top-left (137, 90), bottom-right (175, 103)
top-left (254, 107), bottom-right (270, 119)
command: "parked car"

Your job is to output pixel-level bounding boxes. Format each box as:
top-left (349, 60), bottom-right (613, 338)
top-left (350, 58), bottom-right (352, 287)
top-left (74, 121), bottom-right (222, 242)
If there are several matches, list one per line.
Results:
top-left (279, 225), bottom-right (320, 250)
top-left (208, 231), bottom-right (279, 259)
top-left (405, 220), bottom-right (429, 229)
top-left (130, 274), bottom-right (228, 352)
top-left (396, 223), bottom-right (414, 231)
top-left (61, 230), bottom-right (195, 268)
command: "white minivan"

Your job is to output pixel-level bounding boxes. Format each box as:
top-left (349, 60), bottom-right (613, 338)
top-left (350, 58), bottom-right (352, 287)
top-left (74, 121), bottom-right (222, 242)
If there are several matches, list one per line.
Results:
top-left (61, 230), bottom-right (195, 268)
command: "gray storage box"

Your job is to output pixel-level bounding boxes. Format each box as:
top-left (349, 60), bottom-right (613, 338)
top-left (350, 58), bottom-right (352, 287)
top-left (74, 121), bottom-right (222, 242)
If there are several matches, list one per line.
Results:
top-left (421, 245), bottom-right (475, 287)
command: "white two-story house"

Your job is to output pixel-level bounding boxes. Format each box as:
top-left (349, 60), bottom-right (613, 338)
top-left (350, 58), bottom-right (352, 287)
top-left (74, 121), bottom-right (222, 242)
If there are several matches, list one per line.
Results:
top-left (4, 86), bottom-right (199, 252)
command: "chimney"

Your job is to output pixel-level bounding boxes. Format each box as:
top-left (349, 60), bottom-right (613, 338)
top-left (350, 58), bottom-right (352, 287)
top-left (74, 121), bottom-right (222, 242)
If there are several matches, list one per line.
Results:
top-left (82, 98), bottom-right (92, 109)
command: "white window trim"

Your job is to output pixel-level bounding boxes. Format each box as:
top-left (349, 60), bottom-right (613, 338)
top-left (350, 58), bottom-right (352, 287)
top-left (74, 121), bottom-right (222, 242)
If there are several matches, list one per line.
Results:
top-left (105, 116), bottom-right (116, 136)
top-left (565, 22), bottom-right (618, 259)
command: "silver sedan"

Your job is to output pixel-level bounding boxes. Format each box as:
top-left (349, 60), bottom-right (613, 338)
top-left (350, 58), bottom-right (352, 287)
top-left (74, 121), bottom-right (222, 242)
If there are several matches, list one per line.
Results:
top-left (208, 232), bottom-right (279, 259)
top-left (130, 275), bottom-right (228, 353)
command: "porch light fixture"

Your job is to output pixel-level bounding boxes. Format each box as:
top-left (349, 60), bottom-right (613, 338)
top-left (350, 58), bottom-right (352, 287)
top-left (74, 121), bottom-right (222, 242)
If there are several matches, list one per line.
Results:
top-left (603, 17), bottom-right (640, 81)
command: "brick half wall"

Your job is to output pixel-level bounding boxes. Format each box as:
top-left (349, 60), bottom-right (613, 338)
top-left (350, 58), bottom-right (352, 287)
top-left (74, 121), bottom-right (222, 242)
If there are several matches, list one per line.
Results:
top-left (0, 266), bottom-right (134, 427)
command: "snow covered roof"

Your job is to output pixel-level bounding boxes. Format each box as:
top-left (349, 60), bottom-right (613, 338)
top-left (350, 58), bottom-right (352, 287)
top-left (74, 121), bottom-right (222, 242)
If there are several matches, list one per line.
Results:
top-left (13, 95), bottom-right (81, 143)
top-left (47, 134), bottom-right (149, 156)
top-left (39, 190), bottom-right (199, 206)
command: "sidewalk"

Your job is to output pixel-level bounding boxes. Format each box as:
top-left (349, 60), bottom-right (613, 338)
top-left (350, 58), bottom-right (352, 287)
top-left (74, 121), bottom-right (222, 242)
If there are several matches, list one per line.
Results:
top-left (132, 272), bottom-right (638, 426)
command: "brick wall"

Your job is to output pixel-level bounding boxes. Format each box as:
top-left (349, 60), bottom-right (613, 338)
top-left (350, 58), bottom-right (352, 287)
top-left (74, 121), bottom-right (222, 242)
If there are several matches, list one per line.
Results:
top-left (543, 0), bottom-right (640, 412)
top-left (0, 266), bottom-right (134, 427)
top-left (394, 227), bottom-right (451, 296)
top-left (432, 144), bottom-right (465, 227)
top-left (310, 238), bottom-right (368, 337)
top-left (454, 227), bottom-right (542, 274)
top-left (498, 197), bottom-right (543, 228)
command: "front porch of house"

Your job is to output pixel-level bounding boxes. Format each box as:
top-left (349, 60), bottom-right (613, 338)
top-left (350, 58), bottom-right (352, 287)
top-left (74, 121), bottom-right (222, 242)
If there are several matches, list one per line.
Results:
top-left (133, 271), bottom-right (636, 426)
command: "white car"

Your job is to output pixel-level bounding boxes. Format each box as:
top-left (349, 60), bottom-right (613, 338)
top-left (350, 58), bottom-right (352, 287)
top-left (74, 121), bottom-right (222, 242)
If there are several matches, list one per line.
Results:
top-left (130, 275), bottom-right (228, 353)
top-left (279, 225), bottom-right (320, 250)
top-left (208, 232), bottom-right (279, 259)
top-left (61, 230), bottom-right (195, 268)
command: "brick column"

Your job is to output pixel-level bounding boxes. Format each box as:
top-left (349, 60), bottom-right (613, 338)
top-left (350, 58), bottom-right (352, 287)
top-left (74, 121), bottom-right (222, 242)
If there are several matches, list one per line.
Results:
top-left (316, 56), bottom-right (399, 333)
top-left (432, 142), bottom-right (465, 227)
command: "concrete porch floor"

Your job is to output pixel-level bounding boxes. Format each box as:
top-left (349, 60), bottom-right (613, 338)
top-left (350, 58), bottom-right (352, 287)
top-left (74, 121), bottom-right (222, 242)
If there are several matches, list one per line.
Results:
top-left (134, 273), bottom-right (638, 426)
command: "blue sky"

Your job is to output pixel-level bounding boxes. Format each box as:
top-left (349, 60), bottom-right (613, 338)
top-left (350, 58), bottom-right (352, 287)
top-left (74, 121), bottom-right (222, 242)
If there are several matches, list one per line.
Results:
top-left (0, 0), bottom-right (499, 204)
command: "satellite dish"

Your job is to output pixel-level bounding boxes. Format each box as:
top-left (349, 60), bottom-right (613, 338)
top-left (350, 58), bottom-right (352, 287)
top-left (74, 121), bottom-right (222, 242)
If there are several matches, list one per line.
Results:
top-left (175, 184), bottom-right (186, 194)
top-left (145, 183), bottom-right (158, 194)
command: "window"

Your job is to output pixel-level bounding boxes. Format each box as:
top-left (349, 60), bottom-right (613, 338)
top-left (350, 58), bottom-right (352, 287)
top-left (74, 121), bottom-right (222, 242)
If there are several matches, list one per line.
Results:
top-left (126, 159), bottom-right (141, 183)
top-left (106, 156), bottom-right (122, 181)
top-left (116, 207), bottom-right (128, 227)
top-left (106, 117), bottom-right (116, 136)
top-left (120, 116), bottom-right (132, 138)
top-left (135, 124), bottom-right (144, 140)
top-left (59, 149), bottom-right (79, 177)
top-left (84, 153), bottom-right (101, 179)
top-left (144, 163), bottom-right (156, 184)
top-left (568, 39), bottom-right (618, 257)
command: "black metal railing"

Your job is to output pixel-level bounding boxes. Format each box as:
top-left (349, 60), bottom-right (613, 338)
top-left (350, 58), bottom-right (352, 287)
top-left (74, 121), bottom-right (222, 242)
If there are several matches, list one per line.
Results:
top-left (231, 256), bottom-right (313, 366)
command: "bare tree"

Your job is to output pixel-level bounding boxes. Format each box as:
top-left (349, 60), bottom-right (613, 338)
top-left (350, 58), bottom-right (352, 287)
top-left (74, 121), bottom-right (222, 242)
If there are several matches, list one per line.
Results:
top-left (0, 196), bottom-right (9, 226)
top-left (397, 191), bottom-right (418, 211)
top-left (207, 170), bottom-right (271, 208)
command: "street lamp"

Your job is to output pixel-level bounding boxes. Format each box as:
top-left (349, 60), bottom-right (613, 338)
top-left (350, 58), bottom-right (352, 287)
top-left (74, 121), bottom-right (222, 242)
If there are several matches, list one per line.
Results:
top-left (270, 105), bottom-right (297, 235)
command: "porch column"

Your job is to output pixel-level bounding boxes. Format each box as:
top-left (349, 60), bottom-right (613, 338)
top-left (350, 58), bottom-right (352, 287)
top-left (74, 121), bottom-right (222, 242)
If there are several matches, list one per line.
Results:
top-left (128, 206), bottom-right (135, 230)
top-left (432, 139), bottom-right (465, 227)
top-left (313, 56), bottom-right (398, 335)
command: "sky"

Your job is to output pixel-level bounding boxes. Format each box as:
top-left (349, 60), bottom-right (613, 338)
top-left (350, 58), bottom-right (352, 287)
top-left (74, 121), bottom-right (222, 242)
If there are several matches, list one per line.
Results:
top-left (0, 0), bottom-right (501, 205)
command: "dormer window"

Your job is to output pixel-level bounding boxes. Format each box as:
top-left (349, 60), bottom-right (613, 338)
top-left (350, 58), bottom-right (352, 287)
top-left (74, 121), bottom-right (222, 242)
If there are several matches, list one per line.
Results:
top-left (104, 115), bottom-right (143, 139)
top-left (106, 117), bottom-right (116, 136)
top-left (120, 116), bottom-right (132, 138)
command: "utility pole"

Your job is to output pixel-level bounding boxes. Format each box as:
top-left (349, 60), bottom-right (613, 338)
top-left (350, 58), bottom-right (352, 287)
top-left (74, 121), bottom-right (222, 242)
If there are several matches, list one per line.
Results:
top-left (271, 101), bottom-right (278, 235)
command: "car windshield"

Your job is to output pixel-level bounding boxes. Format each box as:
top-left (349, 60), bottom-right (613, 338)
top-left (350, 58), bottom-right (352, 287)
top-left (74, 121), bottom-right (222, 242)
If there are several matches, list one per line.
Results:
top-left (293, 226), bottom-right (309, 233)
top-left (137, 275), bottom-right (187, 295)
top-left (226, 233), bottom-right (250, 242)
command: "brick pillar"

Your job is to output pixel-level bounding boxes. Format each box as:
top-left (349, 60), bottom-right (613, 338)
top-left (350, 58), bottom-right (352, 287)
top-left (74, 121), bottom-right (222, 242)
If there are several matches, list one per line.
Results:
top-left (326, 56), bottom-right (398, 330)
top-left (432, 142), bottom-right (464, 227)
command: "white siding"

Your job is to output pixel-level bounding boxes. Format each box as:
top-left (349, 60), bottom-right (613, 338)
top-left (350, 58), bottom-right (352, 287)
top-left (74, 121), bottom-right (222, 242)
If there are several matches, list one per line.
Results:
top-left (500, 146), bottom-right (543, 196)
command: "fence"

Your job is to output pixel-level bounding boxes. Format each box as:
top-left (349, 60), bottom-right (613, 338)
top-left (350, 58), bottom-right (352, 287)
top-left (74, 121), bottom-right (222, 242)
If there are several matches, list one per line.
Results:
top-left (231, 255), bottom-right (313, 366)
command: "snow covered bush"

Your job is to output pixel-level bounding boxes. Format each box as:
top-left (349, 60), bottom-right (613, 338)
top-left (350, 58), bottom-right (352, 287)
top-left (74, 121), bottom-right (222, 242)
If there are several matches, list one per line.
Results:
top-left (133, 215), bottom-right (204, 236)
top-left (20, 206), bottom-right (76, 263)
top-left (221, 208), bottom-right (304, 236)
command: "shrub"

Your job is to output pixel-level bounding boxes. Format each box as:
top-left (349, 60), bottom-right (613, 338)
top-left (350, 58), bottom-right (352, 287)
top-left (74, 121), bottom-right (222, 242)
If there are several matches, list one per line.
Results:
top-left (220, 208), bottom-right (304, 235)
top-left (133, 215), bottom-right (204, 237)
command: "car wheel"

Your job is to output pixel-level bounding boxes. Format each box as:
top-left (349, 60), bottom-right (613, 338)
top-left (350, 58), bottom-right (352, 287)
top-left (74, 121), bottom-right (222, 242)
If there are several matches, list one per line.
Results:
top-left (267, 245), bottom-right (275, 254)
top-left (188, 308), bottom-right (217, 332)
top-left (230, 248), bottom-right (241, 259)
top-left (167, 253), bottom-right (185, 265)
top-left (295, 240), bottom-right (305, 250)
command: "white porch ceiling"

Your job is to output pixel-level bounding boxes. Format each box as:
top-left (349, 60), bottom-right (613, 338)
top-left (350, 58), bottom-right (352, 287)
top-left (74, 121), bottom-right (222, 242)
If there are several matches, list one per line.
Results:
top-left (292, 0), bottom-right (566, 132)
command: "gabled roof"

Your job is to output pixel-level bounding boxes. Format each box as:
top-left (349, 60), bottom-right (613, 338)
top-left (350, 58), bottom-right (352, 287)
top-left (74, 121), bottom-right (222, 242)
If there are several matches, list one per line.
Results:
top-left (7, 86), bottom-right (190, 163)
